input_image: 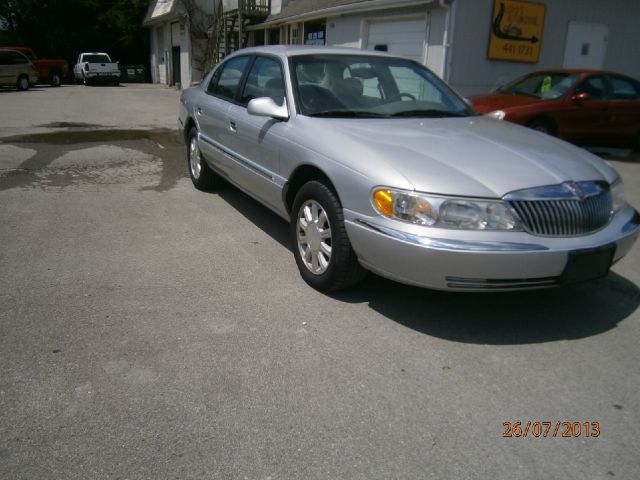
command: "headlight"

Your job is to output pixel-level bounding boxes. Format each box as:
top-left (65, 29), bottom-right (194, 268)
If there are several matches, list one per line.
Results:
top-left (486, 110), bottom-right (506, 120)
top-left (372, 188), bottom-right (522, 231)
top-left (611, 178), bottom-right (626, 213)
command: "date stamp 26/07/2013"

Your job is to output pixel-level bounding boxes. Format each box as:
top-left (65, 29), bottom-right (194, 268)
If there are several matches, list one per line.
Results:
top-left (502, 421), bottom-right (601, 438)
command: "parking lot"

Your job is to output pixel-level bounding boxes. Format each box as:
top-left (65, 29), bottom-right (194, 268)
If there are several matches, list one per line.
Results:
top-left (1, 84), bottom-right (640, 479)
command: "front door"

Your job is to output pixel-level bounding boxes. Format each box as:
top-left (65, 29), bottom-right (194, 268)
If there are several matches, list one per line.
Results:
top-left (563, 22), bottom-right (608, 69)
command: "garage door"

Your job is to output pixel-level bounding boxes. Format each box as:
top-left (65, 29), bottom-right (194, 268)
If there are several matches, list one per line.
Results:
top-left (366, 18), bottom-right (427, 63)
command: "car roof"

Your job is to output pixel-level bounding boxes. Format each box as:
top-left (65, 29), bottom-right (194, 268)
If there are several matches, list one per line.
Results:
top-left (520, 68), bottom-right (637, 78)
top-left (0, 48), bottom-right (29, 57)
top-left (227, 45), bottom-right (404, 60)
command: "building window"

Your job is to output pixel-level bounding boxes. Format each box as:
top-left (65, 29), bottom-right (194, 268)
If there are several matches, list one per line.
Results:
top-left (304, 20), bottom-right (325, 46)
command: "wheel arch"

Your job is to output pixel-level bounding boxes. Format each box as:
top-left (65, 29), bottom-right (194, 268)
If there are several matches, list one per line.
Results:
top-left (526, 115), bottom-right (558, 136)
top-left (283, 164), bottom-right (340, 216)
top-left (183, 116), bottom-right (197, 143)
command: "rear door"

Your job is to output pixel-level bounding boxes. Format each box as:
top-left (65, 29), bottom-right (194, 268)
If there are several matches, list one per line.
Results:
top-left (197, 55), bottom-right (252, 176)
top-left (560, 74), bottom-right (611, 144)
top-left (605, 74), bottom-right (640, 146)
top-left (225, 55), bottom-right (289, 212)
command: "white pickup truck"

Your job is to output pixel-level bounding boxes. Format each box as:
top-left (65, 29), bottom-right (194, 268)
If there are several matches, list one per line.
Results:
top-left (73, 52), bottom-right (120, 86)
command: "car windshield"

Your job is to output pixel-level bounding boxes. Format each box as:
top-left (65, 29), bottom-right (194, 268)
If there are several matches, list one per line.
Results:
top-left (498, 72), bottom-right (580, 100)
top-left (291, 54), bottom-right (474, 118)
top-left (84, 54), bottom-right (111, 63)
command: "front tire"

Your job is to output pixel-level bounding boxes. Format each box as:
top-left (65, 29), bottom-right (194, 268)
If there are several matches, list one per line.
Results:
top-left (527, 118), bottom-right (556, 136)
top-left (17, 74), bottom-right (30, 91)
top-left (187, 127), bottom-right (223, 190)
top-left (291, 181), bottom-right (365, 292)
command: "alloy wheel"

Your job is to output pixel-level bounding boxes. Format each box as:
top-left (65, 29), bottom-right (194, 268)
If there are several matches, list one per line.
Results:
top-left (296, 200), bottom-right (332, 275)
top-left (189, 136), bottom-right (201, 180)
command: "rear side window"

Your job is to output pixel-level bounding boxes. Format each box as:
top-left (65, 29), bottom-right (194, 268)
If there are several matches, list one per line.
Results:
top-left (207, 56), bottom-right (250, 101)
top-left (609, 76), bottom-right (640, 100)
top-left (1, 51), bottom-right (29, 65)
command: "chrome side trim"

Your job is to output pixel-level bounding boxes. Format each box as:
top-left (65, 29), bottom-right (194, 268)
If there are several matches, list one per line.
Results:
top-left (353, 219), bottom-right (549, 252)
top-left (199, 133), bottom-right (275, 181)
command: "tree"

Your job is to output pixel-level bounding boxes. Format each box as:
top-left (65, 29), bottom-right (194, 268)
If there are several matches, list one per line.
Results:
top-left (0, 0), bottom-right (150, 67)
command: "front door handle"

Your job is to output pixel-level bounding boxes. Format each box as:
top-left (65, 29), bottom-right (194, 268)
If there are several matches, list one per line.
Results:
top-left (229, 120), bottom-right (237, 133)
top-left (196, 107), bottom-right (203, 115)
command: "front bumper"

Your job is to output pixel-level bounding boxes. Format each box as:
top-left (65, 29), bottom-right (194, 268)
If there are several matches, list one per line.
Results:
top-left (344, 205), bottom-right (640, 291)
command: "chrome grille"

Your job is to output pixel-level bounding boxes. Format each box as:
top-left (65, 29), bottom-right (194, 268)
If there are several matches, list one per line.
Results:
top-left (506, 181), bottom-right (612, 237)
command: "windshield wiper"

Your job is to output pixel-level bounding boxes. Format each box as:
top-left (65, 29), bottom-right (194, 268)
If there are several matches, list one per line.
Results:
top-left (307, 110), bottom-right (389, 118)
top-left (390, 109), bottom-right (469, 118)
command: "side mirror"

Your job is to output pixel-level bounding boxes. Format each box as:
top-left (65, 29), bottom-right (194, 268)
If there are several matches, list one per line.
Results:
top-left (571, 92), bottom-right (590, 103)
top-left (247, 97), bottom-right (288, 120)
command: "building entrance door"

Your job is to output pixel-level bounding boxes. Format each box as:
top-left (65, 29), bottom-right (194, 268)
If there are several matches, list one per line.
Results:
top-left (172, 46), bottom-right (181, 86)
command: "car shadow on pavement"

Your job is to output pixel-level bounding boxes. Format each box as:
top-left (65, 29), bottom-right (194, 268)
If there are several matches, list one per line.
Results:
top-left (332, 272), bottom-right (640, 345)
top-left (217, 186), bottom-right (292, 249)
top-left (215, 186), bottom-right (640, 345)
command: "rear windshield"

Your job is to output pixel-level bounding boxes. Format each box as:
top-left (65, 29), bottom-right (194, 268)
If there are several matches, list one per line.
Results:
top-left (83, 55), bottom-right (111, 63)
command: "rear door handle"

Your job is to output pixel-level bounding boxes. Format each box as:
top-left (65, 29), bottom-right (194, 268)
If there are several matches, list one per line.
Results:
top-left (196, 107), bottom-right (203, 115)
top-left (229, 120), bottom-right (237, 133)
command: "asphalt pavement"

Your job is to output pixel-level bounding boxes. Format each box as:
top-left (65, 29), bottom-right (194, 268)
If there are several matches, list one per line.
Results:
top-left (1, 84), bottom-right (639, 479)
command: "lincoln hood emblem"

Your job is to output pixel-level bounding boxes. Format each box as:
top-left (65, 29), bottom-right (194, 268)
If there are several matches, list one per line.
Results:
top-left (564, 181), bottom-right (586, 200)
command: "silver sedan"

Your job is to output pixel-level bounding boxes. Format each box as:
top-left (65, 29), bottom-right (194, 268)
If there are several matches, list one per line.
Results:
top-left (178, 46), bottom-right (639, 292)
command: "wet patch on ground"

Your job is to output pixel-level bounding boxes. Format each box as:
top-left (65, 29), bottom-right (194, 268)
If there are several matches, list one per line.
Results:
top-left (1, 128), bottom-right (183, 147)
top-left (35, 122), bottom-right (103, 129)
top-left (0, 128), bottom-right (186, 192)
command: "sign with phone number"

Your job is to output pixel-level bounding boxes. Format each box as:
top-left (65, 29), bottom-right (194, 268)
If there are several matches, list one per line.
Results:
top-left (488, 0), bottom-right (546, 63)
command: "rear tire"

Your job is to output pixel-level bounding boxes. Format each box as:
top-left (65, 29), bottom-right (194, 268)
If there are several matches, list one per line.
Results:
top-left (291, 181), bottom-right (365, 292)
top-left (187, 127), bottom-right (223, 190)
top-left (49, 70), bottom-right (62, 87)
top-left (527, 118), bottom-right (556, 136)
top-left (633, 132), bottom-right (640, 153)
top-left (17, 75), bottom-right (30, 91)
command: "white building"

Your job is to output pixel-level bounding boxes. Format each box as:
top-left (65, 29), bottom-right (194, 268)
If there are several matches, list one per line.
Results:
top-left (248, 0), bottom-right (640, 95)
top-left (145, 0), bottom-right (640, 94)
top-left (143, 0), bottom-right (215, 88)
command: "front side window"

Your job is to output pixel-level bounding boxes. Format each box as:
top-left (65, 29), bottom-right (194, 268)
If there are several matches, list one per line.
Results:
top-left (499, 72), bottom-right (579, 100)
top-left (240, 56), bottom-right (285, 106)
top-left (207, 55), bottom-right (251, 101)
top-left (291, 54), bottom-right (472, 118)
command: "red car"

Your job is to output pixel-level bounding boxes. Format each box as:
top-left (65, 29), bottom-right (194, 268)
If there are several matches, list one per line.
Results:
top-left (0, 46), bottom-right (68, 87)
top-left (469, 69), bottom-right (640, 149)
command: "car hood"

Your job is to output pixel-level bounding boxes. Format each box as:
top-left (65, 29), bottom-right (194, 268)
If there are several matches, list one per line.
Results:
top-left (294, 115), bottom-right (617, 198)
top-left (469, 93), bottom-right (544, 113)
